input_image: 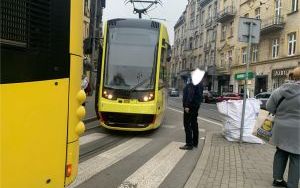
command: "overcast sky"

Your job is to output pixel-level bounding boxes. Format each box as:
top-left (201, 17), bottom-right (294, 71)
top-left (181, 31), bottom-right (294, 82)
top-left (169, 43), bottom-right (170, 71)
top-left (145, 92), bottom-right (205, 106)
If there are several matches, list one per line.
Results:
top-left (102, 0), bottom-right (188, 44)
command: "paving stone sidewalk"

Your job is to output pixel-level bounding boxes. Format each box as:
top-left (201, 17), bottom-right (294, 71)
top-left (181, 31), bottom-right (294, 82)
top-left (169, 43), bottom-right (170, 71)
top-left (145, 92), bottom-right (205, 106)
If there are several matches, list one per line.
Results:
top-left (185, 132), bottom-right (296, 188)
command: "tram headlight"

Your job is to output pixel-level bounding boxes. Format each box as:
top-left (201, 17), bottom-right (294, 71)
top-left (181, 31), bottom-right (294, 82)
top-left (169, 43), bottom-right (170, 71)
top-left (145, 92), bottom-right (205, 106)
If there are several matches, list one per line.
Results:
top-left (102, 90), bottom-right (116, 100)
top-left (139, 92), bottom-right (154, 102)
top-left (108, 94), bottom-right (113, 100)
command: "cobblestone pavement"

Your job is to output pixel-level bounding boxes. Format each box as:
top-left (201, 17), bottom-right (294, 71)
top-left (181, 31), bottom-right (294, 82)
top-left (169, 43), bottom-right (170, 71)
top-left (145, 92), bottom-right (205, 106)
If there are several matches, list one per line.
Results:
top-left (186, 132), bottom-right (295, 188)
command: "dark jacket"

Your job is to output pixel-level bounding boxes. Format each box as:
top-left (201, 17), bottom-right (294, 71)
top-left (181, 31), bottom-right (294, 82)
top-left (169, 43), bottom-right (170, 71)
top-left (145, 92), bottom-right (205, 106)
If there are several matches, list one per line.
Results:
top-left (183, 83), bottom-right (203, 109)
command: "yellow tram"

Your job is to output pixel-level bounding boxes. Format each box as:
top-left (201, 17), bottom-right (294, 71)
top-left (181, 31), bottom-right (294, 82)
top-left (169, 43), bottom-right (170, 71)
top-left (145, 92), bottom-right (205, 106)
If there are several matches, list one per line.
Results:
top-left (1, 0), bottom-right (85, 187)
top-left (96, 18), bottom-right (171, 131)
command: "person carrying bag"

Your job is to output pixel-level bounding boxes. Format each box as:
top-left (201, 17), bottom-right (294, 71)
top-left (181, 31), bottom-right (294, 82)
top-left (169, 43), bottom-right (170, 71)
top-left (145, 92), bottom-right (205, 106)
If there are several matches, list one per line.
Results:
top-left (266, 67), bottom-right (300, 188)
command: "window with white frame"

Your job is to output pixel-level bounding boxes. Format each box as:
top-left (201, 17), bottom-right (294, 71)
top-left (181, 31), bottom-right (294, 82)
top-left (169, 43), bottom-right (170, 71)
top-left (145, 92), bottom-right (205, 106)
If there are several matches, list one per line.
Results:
top-left (255, 8), bottom-right (260, 19)
top-left (272, 38), bottom-right (279, 58)
top-left (227, 50), bottom-right (232, 65)
top-left (201, 10), bottom-right (205, 25)
top-left (200, 33), bottom-right (203, 47)
top-left (208, 5), bottom-right (212, 19)
top-left (242, 48), bottom-right (247, 64)
top-left (288, 32), bottom-right (296, 56)
top-left (210, 51), bottom-right (215, 66)
top-left (220, 53), bottom-right (225, 67)
top-left (275, 0), bottom-right (282, 17)
top-left (214, 2), bottom-right (218, 17)
top-left (199, 55), bottom-right (202, 67)
top-left (221, 25), bottom-right (226, 40)
top-left (229, 22), bottom-right (234, 37)
top-left (291, 0), bottom-right (298, 12)
top-left (252, 45), bottom-right (258, 62)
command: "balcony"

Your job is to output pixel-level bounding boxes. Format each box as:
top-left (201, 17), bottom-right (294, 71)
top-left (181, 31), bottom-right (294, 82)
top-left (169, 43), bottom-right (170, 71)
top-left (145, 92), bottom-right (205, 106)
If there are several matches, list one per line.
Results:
top-left (261, 16), bottom-right (285, 34)
top-left (216, 6), bottom-right (236, 23)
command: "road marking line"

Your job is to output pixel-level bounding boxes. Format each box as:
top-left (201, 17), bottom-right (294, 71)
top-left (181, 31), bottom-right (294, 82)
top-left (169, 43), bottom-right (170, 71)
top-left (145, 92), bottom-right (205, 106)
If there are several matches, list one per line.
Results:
top-left (167, 107), bottom-right (223, 127)
top-left (68, 138), bottom-right (152, 188)
top-left (79, 133), bottom-right (107, 146)
top-left (162, 125), bottom-right (177, 129)
top-left (118, 142), bottom-right (186, 188)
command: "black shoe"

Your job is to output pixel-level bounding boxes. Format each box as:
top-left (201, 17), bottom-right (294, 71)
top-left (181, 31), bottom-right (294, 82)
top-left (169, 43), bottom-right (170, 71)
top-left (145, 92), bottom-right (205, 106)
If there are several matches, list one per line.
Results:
top-left (272, 180), bottom-right (287, 187)
top-left (179, 145), bottom-right (193, 150)
top-left (193, 144), bottom-right (198, 148)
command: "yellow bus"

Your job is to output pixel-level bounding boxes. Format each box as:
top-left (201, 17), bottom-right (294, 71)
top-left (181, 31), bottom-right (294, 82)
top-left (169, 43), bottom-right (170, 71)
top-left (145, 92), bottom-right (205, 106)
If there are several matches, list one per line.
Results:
top-left (95, 18), bottom-right (171, 131)
top-left (1, 0), bottom-right (85, 187)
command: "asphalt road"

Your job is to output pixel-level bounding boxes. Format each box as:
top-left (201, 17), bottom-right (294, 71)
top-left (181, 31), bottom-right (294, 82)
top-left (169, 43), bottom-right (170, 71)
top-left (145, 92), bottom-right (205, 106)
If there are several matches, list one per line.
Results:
top-left (69, 97), bottom-right (223, 188)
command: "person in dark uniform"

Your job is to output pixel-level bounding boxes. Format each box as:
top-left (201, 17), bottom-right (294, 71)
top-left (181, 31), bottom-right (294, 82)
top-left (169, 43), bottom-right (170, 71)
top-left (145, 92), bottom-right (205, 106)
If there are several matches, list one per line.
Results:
top-left (180, 72), bottom-right (204, 150)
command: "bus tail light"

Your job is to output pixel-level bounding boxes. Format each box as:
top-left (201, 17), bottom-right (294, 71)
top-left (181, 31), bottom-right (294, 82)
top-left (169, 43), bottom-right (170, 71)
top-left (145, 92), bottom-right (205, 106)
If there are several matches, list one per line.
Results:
top-left (66, 164), bottom-right (72, 177)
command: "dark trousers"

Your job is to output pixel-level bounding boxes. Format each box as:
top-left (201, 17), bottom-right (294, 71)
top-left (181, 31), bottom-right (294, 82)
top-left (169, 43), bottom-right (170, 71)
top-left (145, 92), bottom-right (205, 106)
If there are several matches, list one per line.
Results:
top-left (273, 147), bottom-right (300, 188)
top-left (183, 106), bottom-right (199, 146)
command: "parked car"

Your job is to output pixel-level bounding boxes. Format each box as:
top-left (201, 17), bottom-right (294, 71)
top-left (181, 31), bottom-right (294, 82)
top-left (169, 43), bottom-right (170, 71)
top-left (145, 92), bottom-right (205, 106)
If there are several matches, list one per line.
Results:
top-left (255, 92), bottom-right (271, 110)
top-left (216, 93), bottom-right (242, 102)
top-left (203, 90), bottom-right (219, 103)
top-left (169, 88), bottom-right (180, 97)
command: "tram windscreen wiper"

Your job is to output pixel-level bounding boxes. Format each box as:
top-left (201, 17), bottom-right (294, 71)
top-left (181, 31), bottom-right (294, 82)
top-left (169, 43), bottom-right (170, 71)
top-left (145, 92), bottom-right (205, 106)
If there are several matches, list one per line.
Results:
top-left (129, 74), bottom-right (153, 92)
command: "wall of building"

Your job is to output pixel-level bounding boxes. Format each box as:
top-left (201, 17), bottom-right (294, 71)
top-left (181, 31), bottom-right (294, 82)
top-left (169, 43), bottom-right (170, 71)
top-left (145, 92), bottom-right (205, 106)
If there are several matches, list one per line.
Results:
top-left (171, 0), bottom-right (300, 96)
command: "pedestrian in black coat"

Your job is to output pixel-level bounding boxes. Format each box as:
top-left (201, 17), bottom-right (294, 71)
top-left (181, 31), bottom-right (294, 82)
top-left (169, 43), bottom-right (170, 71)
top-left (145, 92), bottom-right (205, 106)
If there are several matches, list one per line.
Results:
top-left (180, 78), bottom-right (203, 150)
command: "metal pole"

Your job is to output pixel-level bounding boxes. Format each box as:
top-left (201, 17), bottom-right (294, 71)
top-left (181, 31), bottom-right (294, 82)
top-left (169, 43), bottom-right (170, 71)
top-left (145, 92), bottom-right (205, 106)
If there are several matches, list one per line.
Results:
top-left (240, 22), bottom-right (252, 143)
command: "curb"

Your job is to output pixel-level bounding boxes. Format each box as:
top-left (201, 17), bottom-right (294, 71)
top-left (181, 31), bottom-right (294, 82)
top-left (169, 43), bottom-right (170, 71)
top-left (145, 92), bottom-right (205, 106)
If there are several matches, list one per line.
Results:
top-left (83, 116), bottom-right (98, 124)
top-left (184, 132), bottom-right (214, 188)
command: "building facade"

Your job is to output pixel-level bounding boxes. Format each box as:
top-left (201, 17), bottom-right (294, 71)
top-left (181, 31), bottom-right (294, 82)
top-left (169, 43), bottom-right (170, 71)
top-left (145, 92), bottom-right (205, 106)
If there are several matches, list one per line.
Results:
top-left (230, 0), bottom-right (300, 97)
top-left (171, 0), bottom-right (300, 96)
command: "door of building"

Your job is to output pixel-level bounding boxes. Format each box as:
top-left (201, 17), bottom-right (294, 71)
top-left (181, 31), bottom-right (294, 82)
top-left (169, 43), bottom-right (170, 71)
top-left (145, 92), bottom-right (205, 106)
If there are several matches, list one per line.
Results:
top-left (255, 75), bottom-right (268, 95)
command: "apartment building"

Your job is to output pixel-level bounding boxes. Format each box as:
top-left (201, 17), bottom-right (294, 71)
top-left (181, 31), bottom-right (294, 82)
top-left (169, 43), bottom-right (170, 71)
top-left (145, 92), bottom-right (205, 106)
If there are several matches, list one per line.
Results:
top-left (171, 12), bottom-right (186, 88)
top-left (199, 0), bottom-right (219, 91)
top-left (171, 0), bottom-right (202, 91)
top-left (215, 0), bottom-right (239, 94)
top-left (172, 0), bottom-right (299, 96)
top-left (230, 0), bottom-right (300, 97)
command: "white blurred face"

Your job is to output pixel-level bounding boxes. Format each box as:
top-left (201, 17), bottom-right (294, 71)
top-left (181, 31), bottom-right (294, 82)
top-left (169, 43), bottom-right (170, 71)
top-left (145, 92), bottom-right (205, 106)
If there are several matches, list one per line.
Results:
top-left (191, 68), bottom-right (205, 85)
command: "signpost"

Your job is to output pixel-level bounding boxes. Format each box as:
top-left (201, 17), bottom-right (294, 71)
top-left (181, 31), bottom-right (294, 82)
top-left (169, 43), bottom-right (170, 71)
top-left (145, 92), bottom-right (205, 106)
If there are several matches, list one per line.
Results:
top-left (235, 72), bottom-right (254, 80)
top-left (238, 17), bottom-right (261, 143)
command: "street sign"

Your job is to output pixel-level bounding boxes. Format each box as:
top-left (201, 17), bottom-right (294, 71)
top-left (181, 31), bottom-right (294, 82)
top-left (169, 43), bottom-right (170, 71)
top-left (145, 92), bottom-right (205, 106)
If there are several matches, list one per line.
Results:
top-left (235, 72), bottom-right (254, 80)
top-left (238, 17), bottom-right (261, 44)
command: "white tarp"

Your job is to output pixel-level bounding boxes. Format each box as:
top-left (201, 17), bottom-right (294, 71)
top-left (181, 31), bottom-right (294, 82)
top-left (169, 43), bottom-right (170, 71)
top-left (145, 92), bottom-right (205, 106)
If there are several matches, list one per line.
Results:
top-left (217, 99), bottom-right (264, 144)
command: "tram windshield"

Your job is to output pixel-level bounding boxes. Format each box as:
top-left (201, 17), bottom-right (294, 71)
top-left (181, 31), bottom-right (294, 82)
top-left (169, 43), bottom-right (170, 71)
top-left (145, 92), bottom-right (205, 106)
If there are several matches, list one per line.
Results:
top-left (104, 27), bottom-right (159, 91)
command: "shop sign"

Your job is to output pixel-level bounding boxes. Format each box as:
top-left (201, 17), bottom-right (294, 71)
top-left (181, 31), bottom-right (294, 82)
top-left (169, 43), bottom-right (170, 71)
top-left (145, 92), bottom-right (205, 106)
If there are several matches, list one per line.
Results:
top-left (235, 72), bottom-right (254, 80)
top-left (272, 68), bottom-right (291, 77)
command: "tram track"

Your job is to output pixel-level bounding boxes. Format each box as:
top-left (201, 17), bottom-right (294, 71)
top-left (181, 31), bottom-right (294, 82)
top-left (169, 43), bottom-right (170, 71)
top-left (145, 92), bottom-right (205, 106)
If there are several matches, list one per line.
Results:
top-left (167, 103), bottom-right (222, 123)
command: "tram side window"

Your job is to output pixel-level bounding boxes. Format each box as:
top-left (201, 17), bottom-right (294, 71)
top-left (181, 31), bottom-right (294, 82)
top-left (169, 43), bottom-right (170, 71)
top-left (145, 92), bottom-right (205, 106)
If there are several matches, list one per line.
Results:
top-left (159, 47), bottom-right (167, 88)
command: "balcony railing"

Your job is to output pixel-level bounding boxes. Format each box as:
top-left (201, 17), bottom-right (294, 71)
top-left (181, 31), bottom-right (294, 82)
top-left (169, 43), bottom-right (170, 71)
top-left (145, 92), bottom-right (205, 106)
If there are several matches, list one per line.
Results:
top-left (261, 16), bottom-right (285, 34)
top-left (216, 6), bottom-right (236, 23)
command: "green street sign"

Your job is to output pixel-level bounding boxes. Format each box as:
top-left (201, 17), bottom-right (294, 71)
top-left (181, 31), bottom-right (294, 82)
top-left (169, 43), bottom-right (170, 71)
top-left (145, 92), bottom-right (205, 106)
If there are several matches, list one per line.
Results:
top-left (235, 72), bottom-right (254, 80)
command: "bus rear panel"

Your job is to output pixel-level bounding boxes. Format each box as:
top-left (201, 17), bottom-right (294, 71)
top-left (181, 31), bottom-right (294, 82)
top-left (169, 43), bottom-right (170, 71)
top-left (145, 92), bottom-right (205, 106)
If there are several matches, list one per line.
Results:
top-left (0, 0), bottom-right (85, 187)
